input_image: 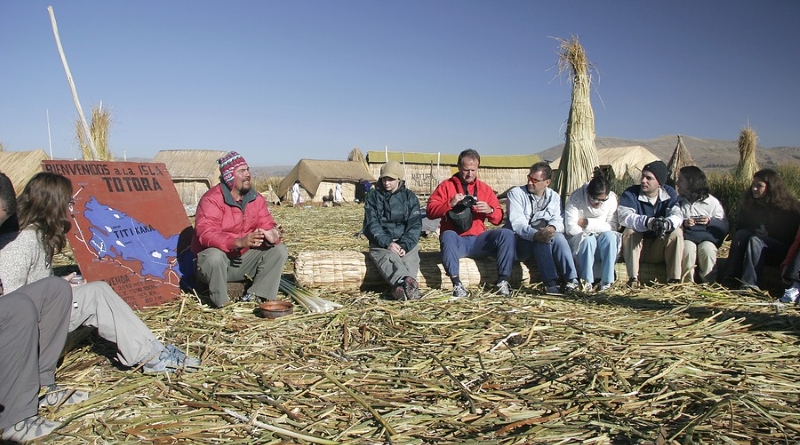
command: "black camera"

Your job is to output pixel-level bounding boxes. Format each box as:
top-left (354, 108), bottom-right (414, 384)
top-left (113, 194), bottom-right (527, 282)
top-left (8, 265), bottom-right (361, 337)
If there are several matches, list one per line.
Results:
top-left (459, 195), bottom-right (477, 208)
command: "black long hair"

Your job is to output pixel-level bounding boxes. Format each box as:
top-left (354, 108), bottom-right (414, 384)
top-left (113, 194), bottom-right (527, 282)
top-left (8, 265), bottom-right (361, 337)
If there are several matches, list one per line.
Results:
top-left (678, 166), bottom-right (709, 202)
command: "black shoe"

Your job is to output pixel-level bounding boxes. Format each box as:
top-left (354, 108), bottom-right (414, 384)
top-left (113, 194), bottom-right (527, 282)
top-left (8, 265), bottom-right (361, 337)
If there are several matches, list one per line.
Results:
top-left (627, 277), bottom-right (640, 288)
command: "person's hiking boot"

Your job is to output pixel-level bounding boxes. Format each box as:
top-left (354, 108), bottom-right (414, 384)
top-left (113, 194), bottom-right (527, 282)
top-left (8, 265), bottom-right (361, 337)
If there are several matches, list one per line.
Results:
top-left (780, 286), bottom-right (799, 304)
top-left (1, 415), bottom-right (61, 442)
top-left (402, 276), bottom-right (422, 300)
top-left (495, 280), bottom-right (511, 297)
top-left (143, 344), bottom-right (200, 374)
top-left (452, 283), bottom-right (471, 299)
top-left (38, 384), bottom-right (91, 409)
top-left (391, 283), bottom-right (407, 301)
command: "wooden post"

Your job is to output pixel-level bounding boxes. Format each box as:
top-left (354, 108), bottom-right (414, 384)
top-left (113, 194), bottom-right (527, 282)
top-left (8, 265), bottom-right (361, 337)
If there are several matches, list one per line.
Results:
top-left (47, 6), bottom-right (98, 161)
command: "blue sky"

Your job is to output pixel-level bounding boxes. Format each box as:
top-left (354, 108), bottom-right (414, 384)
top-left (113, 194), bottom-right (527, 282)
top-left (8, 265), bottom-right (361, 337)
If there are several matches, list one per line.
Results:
top-left (2, 0), bottom-right (799, 166)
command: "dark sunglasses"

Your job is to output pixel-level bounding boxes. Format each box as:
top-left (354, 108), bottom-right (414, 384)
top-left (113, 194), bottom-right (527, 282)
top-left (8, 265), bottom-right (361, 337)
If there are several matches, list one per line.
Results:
top-left (589, 196), bottom-right (609, 204)
top-left (527, 175), bottom-right (547, 184)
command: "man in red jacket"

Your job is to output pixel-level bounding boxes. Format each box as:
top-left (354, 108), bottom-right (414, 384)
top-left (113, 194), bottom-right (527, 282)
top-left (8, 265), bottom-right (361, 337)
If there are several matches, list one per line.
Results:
top-left (191, 151), bottom-right (288, 307)
top-left (427, 149), bottom-right (516, 298)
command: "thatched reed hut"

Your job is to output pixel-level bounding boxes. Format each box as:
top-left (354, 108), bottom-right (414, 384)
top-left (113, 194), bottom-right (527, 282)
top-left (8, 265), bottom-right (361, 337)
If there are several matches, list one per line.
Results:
top-left (550, 145), bottom-right (660, 185)
top-left (0, 149), bottom-right (49, 194)
top-left (365, 151), bottom-right (541, 197)
top-left (667, 135), bottom-right (696, 185)
top-left (152, 149), bottom-right (227, 208)
top-left (278, 159), bottom-right (375, 203)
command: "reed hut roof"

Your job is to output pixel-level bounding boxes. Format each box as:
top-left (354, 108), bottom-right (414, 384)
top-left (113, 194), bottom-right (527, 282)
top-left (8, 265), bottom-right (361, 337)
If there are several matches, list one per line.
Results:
top-left (152, 149), bottom-right (227, 185)
top-left (366, 151), bottom-right (540, 168)
top-left (278, 159), bottom-right (375, 198)
top-left (550, 145), bottom-right (660, 181)
top-left (667, 135), bottom-right (696, 184)
top-left (0, 149), bottom-right (49, 194)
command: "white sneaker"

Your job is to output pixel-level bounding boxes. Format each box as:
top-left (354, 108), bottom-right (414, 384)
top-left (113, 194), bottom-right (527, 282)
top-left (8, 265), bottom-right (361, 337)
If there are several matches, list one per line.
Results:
top-left (598, 282), bottom-right (612, 292)
top-left (780, 286), bottom-right (799, 304)
top-left (452, 283), bottom-right (471, 299)
top-left (495, 280), bottom-right (511, 297)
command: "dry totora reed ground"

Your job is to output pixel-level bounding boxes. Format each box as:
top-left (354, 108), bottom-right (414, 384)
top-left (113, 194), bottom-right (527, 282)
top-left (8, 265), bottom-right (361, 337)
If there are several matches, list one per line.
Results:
top-left (44, 204), bottom-right (800, 444)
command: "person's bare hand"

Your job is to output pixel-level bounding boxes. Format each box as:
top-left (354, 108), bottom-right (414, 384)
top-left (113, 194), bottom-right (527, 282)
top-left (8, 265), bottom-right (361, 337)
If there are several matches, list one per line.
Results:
top-left (389, 242), bottom-right (406, 257)
top-left (237, 231), bottom-right (266, 249)
top-left (474, 201), bottom-right (492, 214)
top-left (450, 193), bottom-right (466, 208)
top-left (577, 218), bottom-right (588, 228)
top-left (262, 227), bottom-right (282, 245)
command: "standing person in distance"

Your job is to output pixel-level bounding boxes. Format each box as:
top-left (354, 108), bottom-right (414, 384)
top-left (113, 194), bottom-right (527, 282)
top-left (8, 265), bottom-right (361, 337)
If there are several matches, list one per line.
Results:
top-left (363, 161), bottom-right (422, 300)
top-left (334, 180), bottom-right (344, 204)
top-left (506, 161), bottom-right (580, 294)
top-left (617, 160), bottom-right (684, 286)
top-left (720, 168), bottom-right (800, 291)
top-left (291, 180), bottom-right (303, 207)
top-left (675, 166), bottom-right (728, 283)
top-left (192, 151), bottom-right (289, 307)
top-left (564, 168), bottom-right (620, 292)
top-left (426, 149), bottom-right (516, 298)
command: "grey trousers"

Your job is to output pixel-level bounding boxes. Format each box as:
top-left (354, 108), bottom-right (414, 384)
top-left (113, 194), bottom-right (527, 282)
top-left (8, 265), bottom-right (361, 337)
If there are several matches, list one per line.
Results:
top-left (368, 245), bottom-right (421, 286)
top-left (71, 281), bottom-right (162, 367)
top-left (0, 277), bottom-right (72, 430)
top-left (195, 244), bottom-right (289, 307)
top-left (622, 227), bottom-right (684, 281)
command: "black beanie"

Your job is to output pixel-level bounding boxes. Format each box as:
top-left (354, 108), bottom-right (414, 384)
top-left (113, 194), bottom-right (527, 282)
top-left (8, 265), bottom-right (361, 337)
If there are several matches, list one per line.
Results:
top-left (642, 160), bottom-right (668, 186)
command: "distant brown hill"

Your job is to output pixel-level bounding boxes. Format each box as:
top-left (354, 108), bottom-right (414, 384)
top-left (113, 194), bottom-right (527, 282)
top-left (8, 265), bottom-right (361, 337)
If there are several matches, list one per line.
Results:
top-left (536, 135), bottom-right (800, 172)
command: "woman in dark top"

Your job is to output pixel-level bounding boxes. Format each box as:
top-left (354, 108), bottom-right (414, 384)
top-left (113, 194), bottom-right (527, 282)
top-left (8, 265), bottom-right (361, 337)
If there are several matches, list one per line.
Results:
top-left (721, 169), bottom-right (800, 290)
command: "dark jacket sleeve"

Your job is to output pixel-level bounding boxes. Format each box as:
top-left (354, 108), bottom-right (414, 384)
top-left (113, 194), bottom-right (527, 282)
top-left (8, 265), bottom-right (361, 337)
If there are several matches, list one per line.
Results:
top-left (396, 191), bottom-right (422, 252)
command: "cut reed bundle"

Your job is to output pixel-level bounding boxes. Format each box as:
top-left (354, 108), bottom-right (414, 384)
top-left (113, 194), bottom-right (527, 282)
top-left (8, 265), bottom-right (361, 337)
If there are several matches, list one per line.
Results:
top-left (552, 35), bottom-right (600, 203)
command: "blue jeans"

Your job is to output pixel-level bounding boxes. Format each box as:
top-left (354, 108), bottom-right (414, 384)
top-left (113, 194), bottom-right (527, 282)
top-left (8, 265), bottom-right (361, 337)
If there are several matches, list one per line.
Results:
top-left (440, 229), bottom-right (516, 279)
top-left (515, 232), bottom-right (577, 287)
top-left (725, 229), bottom-right (789, 286)
top-left (574, 231), bottom-right (618, 285)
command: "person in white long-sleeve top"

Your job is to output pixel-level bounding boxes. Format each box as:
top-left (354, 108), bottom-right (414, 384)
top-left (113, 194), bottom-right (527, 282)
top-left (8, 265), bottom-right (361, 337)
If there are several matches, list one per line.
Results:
top-left (564, 169), bottom-right (621, 292)
top-left (675, 166), bottom-right (728, 283)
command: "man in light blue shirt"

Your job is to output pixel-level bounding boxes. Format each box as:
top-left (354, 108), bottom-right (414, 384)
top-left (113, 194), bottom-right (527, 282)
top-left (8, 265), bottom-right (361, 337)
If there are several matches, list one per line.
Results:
top-left (505, 162), bottom-right (579, 294)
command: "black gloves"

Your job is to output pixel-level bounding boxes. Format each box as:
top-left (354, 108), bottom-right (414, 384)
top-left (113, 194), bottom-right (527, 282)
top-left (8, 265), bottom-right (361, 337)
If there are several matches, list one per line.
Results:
top-left (647, 217), bottom-right (673, 239)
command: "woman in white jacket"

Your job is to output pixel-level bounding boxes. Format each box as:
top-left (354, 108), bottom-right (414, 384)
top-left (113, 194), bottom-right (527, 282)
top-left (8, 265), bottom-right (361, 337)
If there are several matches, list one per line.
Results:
top-left (564, 170), bottom-right (620, 291)
top-left (676, 166), bottom-right (728, 283)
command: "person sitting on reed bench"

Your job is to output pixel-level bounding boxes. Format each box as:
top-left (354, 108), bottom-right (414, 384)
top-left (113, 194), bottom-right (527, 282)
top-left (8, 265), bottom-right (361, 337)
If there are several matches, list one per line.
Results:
top-left (192, 151), bottom-right (289, 307)
top-left (426, 149), bottom-right (516, 298)
top-left (507, 161), bottom-right (580, 294)
top-left (363, 161), bottom-right (422, 300)
top-left (0, 281), bottom-right (73, 442)
top-left (675, 166), bottom-right (728, 283)
top-left (0, 172), bottom-right (199, 375)
top-left (564, 168), bottom-right (620, 292)
top-left (617, 160), bottom-right (684, 286)
top-left (719, 168), bottom-right (800, 292)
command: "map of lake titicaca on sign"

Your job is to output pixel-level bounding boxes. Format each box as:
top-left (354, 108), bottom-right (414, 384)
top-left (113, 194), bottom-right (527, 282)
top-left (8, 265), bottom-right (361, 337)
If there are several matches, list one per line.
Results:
top-left (43, 160), bottom-right (191, 310)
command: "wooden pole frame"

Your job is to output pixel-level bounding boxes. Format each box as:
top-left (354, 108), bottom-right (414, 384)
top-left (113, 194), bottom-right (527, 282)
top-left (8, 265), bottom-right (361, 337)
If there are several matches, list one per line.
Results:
top-left (48, 5), bottom-right (98, 161)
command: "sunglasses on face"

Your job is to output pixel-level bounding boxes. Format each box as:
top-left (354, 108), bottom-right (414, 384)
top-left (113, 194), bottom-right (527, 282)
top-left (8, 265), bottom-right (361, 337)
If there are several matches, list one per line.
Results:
top-left (528, 175), bottom-right (546, 184)
top-left (589, 196), bottom-right (608, 204)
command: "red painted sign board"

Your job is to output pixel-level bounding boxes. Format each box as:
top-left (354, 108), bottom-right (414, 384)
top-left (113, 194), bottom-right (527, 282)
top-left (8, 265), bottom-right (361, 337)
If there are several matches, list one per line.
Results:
top-left (42, 160), bottom-right (191, 309)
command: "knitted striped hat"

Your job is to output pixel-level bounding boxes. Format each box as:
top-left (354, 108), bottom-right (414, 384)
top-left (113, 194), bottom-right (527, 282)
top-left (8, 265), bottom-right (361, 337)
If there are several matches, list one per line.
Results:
top-left (218, 151), bottom-right (247, 189)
